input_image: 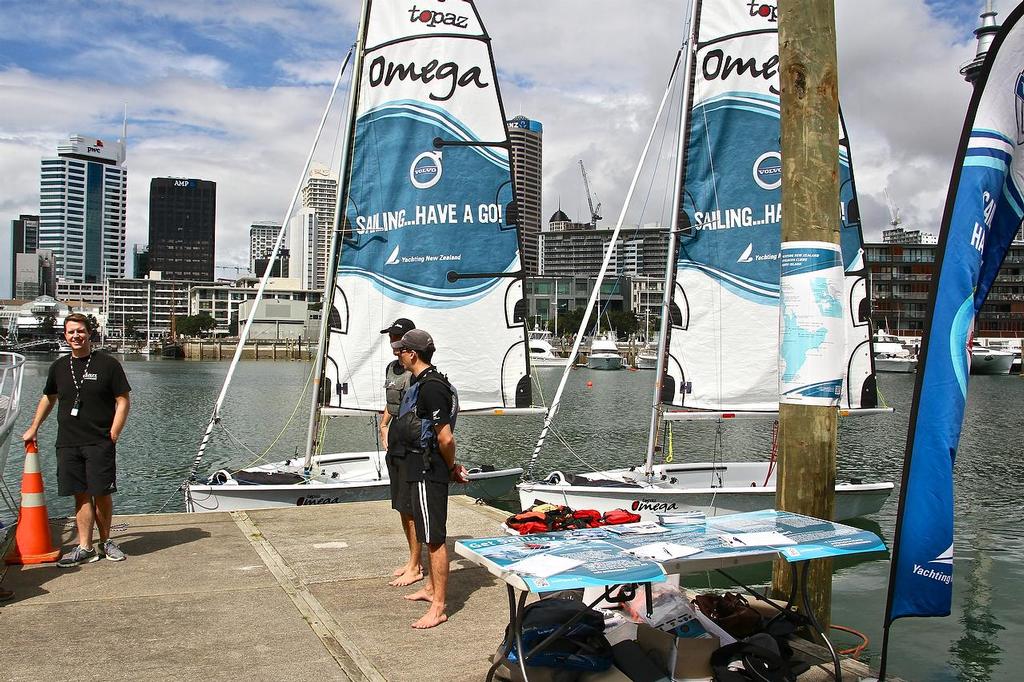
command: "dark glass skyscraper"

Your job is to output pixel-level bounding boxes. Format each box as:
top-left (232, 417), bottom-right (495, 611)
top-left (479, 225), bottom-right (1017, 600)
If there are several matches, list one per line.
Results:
top-left (148, 178), bottom-right (216, 281)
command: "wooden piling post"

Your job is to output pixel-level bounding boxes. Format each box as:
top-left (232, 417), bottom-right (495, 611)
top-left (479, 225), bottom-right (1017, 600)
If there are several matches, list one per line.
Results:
top-left (771, 0), bottom-right (841, 634)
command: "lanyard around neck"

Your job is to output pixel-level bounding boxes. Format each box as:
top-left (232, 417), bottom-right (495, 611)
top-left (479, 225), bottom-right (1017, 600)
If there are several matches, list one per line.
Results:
top-left (70, 353), bottom-right (93, 398)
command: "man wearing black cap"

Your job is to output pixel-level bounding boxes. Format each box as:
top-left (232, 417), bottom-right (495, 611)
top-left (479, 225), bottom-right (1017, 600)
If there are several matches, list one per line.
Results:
top-left (390, 328), bottom-right (467, 629)
top-left (378, 317), bottom-right (423, 588)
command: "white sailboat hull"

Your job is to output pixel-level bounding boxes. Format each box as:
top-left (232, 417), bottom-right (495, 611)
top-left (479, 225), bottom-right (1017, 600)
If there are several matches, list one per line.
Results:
top-left (518, 461), bottom-right (892, 522)
top-left (531, 356), bottom-right (570, 367)
top-left (875, 355), bottom-right (917, 373)
top-left (187, 450), bottom-right (523, 513)
top-left (587, 354), bottom-right (623, 370)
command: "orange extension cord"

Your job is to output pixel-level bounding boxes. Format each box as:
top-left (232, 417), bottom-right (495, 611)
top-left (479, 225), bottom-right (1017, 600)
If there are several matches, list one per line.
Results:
top-left (831, 624), bottom-right (870, 659)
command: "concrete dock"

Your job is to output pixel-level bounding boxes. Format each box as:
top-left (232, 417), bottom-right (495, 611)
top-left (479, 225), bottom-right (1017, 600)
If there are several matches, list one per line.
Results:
top-left (0, 499), bottom-right (887, 680)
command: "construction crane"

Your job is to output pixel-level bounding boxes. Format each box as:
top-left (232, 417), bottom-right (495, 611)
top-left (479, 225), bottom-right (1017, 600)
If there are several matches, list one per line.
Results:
top-left (579, 159), bottom-right (602, 228)
top-left (884, 187), bottom-right (902, 228)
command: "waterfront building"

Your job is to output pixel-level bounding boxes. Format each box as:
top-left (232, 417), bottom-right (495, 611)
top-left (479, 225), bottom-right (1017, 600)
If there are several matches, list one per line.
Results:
top-left (190, 277), bottom-right (321, 337)
top-left (507, 116), bottom-right (543, 276)
top-left (249, 221), bottom-right (284, 275)
top-left (882, 226), bottom-right (937, 245)
top-left (539, 220), bottom-right (668, 279)
top-left (866, 241), bottom-right (1024, 337)
top-left (525, 276), bottom-right (632, 333)
top-left (56, 280), bottom-right (104, 306)
top-left (235, 298), bottom-right (319, 341)
top-left (14, 249), bottom-right (56, 300)
top-left (300, 164), bottom-right (337, 291)
top-left (103, 276), bottom-right (195, 341)
top-left (39, 133), bottom-right (127, 286)
top-left (148, 177), bottom-right (217, 281)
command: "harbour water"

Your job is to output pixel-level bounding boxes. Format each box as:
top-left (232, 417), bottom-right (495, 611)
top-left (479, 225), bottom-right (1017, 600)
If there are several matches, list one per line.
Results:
top-left (2, 355), bottom-right (1022, 680)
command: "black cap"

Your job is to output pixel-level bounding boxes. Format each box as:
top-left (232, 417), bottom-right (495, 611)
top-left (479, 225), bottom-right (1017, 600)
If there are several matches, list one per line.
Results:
top-left (391, 329), bottom-right (435, 353)
top-left (380, 318), bottom-right (415, 336)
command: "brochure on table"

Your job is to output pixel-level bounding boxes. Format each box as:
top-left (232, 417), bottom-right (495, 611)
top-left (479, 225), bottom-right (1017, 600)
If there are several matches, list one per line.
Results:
top-left (455, 510), bottom-right (886, 593)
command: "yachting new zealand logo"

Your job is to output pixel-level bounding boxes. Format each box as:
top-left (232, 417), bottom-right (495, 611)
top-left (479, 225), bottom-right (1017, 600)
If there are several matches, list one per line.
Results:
top-left (410, 151), bottom-right (443, 189)
top-left (753, 151), bottom-right (782, 190)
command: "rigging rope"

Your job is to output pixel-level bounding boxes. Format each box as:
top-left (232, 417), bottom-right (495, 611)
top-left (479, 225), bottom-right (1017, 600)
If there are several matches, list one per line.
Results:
top-left (527, 48), bottom-right (684, 480)
top-left (186, 44), bottom-right (355, 485)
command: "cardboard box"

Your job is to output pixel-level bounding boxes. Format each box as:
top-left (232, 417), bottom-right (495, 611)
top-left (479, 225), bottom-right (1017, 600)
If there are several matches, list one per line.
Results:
top-left (637, 623), bottom-right (719, 682)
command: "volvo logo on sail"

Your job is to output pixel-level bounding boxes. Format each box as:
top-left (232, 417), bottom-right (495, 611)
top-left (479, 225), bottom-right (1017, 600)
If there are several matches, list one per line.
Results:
top-left (410, 151), bottom-right (443, 189)
top-left (753, 152), bottom-right (782, 190)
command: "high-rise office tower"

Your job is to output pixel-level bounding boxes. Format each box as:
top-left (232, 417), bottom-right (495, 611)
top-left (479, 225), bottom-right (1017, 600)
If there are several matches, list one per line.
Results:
top-left (148, 177), bottom-right (217, 281)
top-left (289, 208), bottom-right (319, 290)
top-left (507, 116), bottom-right (543, 276)
top-left (39, 134), bottom-right (127, 284)
top-left (132, 244), bottom-right (150, 278)
top-left (249, 221), bottom-right (283, 274)
top-left (2, 214), bottom-right (40, 298)
top-left (301, 163), bottom-right (338, 291)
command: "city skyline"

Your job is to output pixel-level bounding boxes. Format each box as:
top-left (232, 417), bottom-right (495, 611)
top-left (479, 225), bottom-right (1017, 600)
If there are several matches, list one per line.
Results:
top-left (0, 1), bottom-right (991, 272)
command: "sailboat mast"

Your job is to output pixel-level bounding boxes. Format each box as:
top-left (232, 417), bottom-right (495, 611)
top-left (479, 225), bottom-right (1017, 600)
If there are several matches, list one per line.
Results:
top-left (302, 0), bottom-right (371, 468)
top-left (643, 0), bottom-right (700, 476)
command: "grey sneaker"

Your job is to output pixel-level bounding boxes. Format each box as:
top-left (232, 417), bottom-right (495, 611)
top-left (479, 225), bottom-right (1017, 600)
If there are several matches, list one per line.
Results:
top-left (57, 545), bottom-right (99, 567)
top-left (99, 540), bottom-right (126, 562)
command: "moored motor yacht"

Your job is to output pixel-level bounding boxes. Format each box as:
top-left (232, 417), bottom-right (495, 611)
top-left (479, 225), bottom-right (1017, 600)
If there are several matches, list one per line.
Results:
top-left (970, 341), bottom-right (1013, 375)
top-left (587, 332), bottom-right (623, 370)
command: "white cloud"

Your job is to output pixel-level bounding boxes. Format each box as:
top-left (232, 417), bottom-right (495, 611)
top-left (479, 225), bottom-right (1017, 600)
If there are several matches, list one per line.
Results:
top-left (0, 0), bottom-right (990, 275)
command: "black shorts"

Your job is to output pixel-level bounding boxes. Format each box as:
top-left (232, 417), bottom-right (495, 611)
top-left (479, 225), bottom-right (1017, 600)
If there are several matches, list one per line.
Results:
top-left (56, 441), bottom-right (117, 497)
top-left (410, 479), bottom-right (448, 545)
top-left (386, 452), bottom-right (413, 515)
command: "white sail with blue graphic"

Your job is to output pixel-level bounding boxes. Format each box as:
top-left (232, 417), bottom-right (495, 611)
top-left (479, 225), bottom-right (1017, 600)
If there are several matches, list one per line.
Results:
top-left (322, 0), bottom-right (531, 414)
top-left (662, 0), bottom-right (876, 412)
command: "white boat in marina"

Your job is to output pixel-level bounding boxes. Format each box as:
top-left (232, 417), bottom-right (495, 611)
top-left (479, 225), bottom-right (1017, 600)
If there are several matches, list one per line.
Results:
top-left (587, 332), bottom-right (623, 370)
top-left (529, 330), bottom-right (569, 367)
top-left (872, 330), bottom-right (909, 356)
top-left (185, 1), bottom-right (541, 512)
top-left (521, 1), bottom-right (892, 522)
top-left (635, 345), bottom-right (658, 369)
top-left (875, 354), bottom-right (917, 373)
top-left (970, 341), bottom-right (1013, 374)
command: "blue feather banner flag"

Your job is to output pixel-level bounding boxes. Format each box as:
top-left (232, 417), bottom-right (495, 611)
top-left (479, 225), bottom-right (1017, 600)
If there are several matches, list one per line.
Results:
top-left (880, 1), bottom-right (1024, 673)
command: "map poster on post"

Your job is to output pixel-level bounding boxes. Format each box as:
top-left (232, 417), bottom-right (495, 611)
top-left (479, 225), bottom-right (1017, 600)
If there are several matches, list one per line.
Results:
top-left (778, 241), bottom-right (845, 406)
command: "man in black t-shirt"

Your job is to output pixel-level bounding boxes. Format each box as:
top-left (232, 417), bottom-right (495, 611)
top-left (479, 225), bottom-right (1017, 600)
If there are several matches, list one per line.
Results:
top-left (390, 328), bottom-right (467, 629)
top-left (22, 313), bottom-right (131, 567)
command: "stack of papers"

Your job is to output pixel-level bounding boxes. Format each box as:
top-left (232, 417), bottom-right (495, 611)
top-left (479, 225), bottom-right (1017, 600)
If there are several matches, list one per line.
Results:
top-left (626, 542), bottom-right (702, 562)
top-left (721, 531), bottom-right (796, 547)
top-left (506, 554), bottom-right (583, 578)
top-left (603, 522), bottom-right (669, 536)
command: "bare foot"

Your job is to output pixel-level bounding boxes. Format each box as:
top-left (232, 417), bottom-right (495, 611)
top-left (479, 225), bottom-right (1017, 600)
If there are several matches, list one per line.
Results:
top-left (392, 566), bottom-right (406, 577)
top-left (412, 610), bottom-right (448, 629)
top-left (388, 569), bottom-right (424, 587)
top-left (404, 587), bottom-right (433, 602)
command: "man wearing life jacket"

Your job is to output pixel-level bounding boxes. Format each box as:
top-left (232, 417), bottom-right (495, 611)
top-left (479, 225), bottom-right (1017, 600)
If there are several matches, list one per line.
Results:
top-left (390, 328), bottom-right (468, 629)
top-left (378, 317), bottom-right (423, 588)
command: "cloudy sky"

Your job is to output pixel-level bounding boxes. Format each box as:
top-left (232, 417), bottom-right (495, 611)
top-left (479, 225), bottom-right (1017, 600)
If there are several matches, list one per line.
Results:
top-left (0, 0), bottom-right (992, 276)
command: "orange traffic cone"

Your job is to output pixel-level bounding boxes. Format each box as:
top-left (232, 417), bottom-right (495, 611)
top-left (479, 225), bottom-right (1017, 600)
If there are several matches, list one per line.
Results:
top-left (5, 440), bottom-right (60, 565)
